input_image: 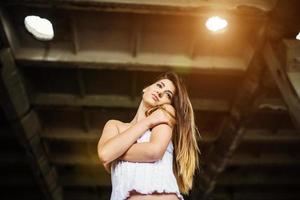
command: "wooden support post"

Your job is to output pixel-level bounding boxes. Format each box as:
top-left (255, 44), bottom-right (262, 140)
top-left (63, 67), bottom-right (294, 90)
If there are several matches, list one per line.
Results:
top-left (31, 93), bottom-right (230, 112)
top-left (191, 50), bottom-right (265, 200)
top-left (263, 41), bottom-right (300, 130)
top-left (0, 48), bottom-right (63, 200)
top-left (190, 21), bottom-right (268, 199)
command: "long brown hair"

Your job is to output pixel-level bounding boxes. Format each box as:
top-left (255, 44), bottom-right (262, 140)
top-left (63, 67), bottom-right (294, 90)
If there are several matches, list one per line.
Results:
top-left (155, 71), bottom-right (202, 194)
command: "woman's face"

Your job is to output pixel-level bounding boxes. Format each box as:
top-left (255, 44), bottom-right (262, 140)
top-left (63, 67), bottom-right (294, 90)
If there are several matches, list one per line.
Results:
top-left (142, 78), bottom-right (176, 107)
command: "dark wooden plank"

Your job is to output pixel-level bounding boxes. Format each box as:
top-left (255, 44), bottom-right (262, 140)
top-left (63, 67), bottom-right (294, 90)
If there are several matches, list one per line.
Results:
top-left (191, 36), bottom-right (267, 199)
top-left (263, 41), bottom-right (300, 130)
top-left (0, 48), bottom-right (63, 200)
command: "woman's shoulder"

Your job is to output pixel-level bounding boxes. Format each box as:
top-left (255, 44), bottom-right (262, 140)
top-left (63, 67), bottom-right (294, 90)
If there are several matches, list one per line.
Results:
top-left (105, 119), bottom-right (129, 132)
top-left (104, 119), bottom-right (118, 126)
top-left (107, 119), bottom-right (129, 126)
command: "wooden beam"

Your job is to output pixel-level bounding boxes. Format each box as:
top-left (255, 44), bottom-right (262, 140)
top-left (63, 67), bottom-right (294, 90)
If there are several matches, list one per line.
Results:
top-left (228, 153), bottom-right (300, 167)
top-left (256, 97), bottom-right (287, 111)
top-left (61, 174), bottom-right (110, 187)
top-left (15, 47), bottom-right (247, 75)
top-left (41, 127), bottom-right (300, 169)
top-left (59, 165), bottom-right (111, 187)
top-left (242, 23), bottom-right (267, 67)
top-left (0, 48), bottom-right (63, 200)
top-left (283, 39), bottom-right (300, 97)
top-left (263, 41), bottom-right (300, 130)
top-left (30, 93), bottom-right (231, 112)
top-left (217, 169), bottom-right (300, 186)
top-left (42, 128), bottom-right (99, 142)
top-left (49, 153), bottom-right (101, 166)
top-left (48, 151), bottom-right (300, 167)
top-left (54, 164), bottom-right (300, 187)
top-left (0, 7), bottom-right (20, 53)
top-left (41, 127), bottom-right (299, 144)
top-left (41, 127), bottom-right (212, 146)
top-left (242, 129), bottom-right (300, 143)
top-left (3, 0), bottom-right (276, 16)
top-left (287, 71), bottom-right (300, 97)
top-left (191, 38), bottom-right (267, 199)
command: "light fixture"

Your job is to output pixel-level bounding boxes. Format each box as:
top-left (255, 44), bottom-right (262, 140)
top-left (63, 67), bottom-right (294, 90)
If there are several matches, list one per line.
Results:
top-left (205, 16), bottom-right (228, 32)
top-left (296, 32), bottom-right (300, 40)
top-left (24, 15), bottom-right (54, 41)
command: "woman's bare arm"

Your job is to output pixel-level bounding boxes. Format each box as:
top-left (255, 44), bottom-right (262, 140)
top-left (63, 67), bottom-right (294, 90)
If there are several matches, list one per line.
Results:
top-left (119, 105), bottom-right (175, 162)
top-left (103, 162), bottom-right (112, 173)
top-left (119, 142), bottom-right (158, 162)
top-left (119, 123), bottom-right (173, 162)
top-left (97, 117), bottom-right (152, 165)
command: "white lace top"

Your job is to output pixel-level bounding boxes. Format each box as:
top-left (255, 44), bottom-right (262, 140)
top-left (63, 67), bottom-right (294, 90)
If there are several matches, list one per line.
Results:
top-left (110, 129), bottom-right (184, 200)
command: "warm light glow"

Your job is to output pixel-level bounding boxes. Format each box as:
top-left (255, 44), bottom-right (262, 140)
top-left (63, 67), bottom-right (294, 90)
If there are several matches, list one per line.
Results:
top-left (24, 15), bottom-right (54, 41)
top-left (205, 16), bottom-right (228, 32)
top-left (296, 32), bottom-right (300, 40)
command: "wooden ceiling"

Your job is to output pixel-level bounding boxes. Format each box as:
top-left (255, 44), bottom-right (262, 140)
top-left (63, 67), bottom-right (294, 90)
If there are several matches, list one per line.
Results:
top-left (0, 0), bottom-right (300, 200)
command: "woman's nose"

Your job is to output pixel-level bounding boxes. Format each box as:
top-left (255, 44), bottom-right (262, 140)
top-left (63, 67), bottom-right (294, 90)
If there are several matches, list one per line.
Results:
top-left (156, 91), bottom-right (162, 98)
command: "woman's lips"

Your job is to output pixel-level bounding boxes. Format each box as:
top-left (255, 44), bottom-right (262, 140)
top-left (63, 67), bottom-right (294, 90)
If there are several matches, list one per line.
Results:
top-left (152, 94), bottom-right (159, 102)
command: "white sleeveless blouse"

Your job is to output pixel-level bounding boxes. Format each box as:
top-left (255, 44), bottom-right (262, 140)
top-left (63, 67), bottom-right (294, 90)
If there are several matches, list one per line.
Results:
top-left (110, 129), bottom-right (184, 200)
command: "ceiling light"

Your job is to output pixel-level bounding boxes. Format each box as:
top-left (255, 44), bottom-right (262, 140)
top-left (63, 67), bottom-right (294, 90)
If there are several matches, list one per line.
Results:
top-left (296, 32), bottom-right (300, 40)
top-left (24, 15), bottom-right (54, 41)
top-left (205, 16), bottom-right (228, 32)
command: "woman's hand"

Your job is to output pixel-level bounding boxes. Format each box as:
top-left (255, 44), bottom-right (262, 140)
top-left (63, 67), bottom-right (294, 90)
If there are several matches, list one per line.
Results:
top-left (146, 104), bottom-right (176, 128)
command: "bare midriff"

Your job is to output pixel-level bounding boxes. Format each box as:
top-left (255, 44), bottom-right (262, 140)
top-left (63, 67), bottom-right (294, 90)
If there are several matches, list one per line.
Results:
top-left (126, 190), bottom-right (180, 200)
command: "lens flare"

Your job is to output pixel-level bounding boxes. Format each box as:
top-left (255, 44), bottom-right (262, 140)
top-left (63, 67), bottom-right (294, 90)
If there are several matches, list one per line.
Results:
top-left (205, 16), bottom-right (228, 32)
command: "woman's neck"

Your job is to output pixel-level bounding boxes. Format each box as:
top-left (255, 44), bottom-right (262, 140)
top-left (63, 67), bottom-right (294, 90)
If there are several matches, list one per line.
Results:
top-left (129, 100), bottom-right (150, 125)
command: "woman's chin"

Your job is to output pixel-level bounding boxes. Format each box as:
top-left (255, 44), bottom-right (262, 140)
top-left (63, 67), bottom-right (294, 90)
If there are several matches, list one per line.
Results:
top-left (145, 101), bottom-right (158, 108)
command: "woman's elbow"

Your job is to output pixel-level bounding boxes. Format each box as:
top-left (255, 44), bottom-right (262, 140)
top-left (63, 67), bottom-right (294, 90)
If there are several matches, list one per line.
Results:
top-left (149, 147), bottom-right (164, 161)
top-left (98, 148), bottom-right (109, 164)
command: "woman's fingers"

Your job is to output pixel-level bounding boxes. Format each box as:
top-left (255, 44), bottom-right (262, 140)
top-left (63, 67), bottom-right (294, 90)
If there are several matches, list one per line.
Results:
top-left (159, 105), bottom-right (175, 119)
top-left (145, 104), bottom-right (176, 128)
top-left (157, 105), bottom-right (176, 127)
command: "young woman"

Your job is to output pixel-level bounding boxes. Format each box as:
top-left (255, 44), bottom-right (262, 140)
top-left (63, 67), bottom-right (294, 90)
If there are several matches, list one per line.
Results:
top-left (97, 71), bottom-right (201, 200)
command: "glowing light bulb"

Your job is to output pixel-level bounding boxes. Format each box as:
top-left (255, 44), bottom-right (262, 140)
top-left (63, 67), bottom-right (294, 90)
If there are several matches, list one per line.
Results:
top-left (296, 32), bottom-right (300, 40)
top-left (24, 15), bottom-right (54, 41)
top-left (205, 16), bottom-right (228, 32)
